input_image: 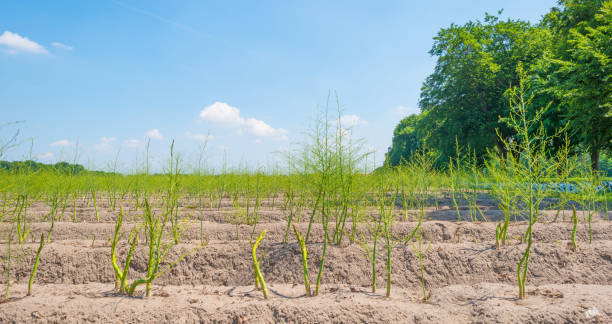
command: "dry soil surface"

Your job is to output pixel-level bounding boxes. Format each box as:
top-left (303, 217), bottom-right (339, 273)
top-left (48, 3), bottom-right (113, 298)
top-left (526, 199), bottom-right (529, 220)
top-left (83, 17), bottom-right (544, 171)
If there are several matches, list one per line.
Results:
top-left (1, 197), bottom-right (611, 323)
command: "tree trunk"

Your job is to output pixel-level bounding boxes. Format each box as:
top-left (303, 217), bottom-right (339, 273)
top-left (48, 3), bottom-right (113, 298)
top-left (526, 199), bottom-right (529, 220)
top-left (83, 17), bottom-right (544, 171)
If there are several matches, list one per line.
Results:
top-left (591, 147), bottom-right (600, 173)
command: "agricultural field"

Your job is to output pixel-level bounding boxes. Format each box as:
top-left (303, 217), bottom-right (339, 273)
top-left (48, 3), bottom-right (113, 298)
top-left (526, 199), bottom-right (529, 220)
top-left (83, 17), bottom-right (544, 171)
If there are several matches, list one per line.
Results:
top-left (2, 1), bottom-right (611, 323)
top-left (1, 149), bottom-right (610, 323)
top-left (1, 77), bottom-right (611, 323)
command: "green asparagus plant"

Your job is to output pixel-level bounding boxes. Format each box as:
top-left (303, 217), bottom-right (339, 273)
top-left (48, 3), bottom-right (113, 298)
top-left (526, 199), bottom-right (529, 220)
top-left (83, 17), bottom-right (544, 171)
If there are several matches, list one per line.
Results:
top-left (251, 230), bottom-right (269, 299)
top-left (570, 205), bottom-right (578, 251)
top-left (293, 225), bottom-right (311, 297)
top-left (27, 233), bottom-right (45, 296)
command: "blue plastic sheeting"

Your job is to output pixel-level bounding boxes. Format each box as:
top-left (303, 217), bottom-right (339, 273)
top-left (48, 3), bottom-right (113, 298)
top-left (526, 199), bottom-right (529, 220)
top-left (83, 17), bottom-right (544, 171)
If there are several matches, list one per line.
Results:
top-left (471, 181), bottom-right (612, 193)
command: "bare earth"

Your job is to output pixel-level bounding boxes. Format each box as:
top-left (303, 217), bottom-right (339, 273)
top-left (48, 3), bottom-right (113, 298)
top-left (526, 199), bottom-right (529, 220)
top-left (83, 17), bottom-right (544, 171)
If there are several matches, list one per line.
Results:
top-left (1, 197), bottom-right (611, 323)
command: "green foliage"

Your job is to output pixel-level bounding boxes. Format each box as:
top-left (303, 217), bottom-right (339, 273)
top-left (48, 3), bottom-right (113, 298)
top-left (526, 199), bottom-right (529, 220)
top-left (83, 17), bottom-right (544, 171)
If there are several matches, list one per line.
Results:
top-left (571, 205), bottom-right (579, 251)
top-left (600, 153), bottom-right (612, 176)
top-left (0, 160), bottom-right (89, 175)
top-left (538, 0), bottom-right (611, 170)
top-left (110, 205), bottom-right (135, 292)
top-left (499, 67), bottom-right (564, 299)
top-left (417, 12), bottom-right (549, 163)
top-left (388, 1), bottom-right (610, 171)
top-left (385, 114), bottom-right (424, 166)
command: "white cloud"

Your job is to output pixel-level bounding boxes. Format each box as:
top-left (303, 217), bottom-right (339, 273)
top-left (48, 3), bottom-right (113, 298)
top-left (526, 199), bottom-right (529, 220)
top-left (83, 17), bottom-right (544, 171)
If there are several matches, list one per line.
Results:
top-left (37, 152), bottom-right (54, 159)
top-left (393, 106), bottom-right (417, 116)
top-left (0, 31), bottom-right (47, 54)
top-left (186, 132), bottom-right (214, 142)
top-left (50, 139), bottom-right (75, 147)
top-left (199, 102), bottom-right (288, 140)
top-left (339, 114), bottom-right (366, 127)
top-left (199, 102), bottom-right (244, 126)
top-left (51, 41), bottom-right (73, 51)
top-left (123, 139), bottom-right (141, 148)
top-left (244, 118), bottom-right (288, 138)
top-left (145, 129), bottom-right (163, 140)
top-left (93, 137), bottom-right (117, 152)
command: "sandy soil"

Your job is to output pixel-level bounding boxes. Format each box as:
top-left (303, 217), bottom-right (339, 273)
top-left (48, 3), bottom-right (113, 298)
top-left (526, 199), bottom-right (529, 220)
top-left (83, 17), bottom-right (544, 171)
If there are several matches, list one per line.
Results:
top-left (1, 196), bottom-right (610, 323)
top-left (2, 283), bottom-right (610, 323)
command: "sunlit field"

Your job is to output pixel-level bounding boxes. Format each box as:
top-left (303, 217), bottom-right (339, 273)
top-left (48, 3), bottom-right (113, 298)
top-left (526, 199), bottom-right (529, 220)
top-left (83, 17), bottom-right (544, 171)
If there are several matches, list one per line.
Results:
top-left (2, 99), bottom-right (611, 322)
top-left (1, 0), bottom-right (611, 323)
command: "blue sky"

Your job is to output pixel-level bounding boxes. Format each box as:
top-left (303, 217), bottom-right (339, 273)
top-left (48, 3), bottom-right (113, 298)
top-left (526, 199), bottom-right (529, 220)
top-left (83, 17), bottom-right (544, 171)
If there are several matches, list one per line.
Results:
top-left (0, 0), bottom-right (557, 172)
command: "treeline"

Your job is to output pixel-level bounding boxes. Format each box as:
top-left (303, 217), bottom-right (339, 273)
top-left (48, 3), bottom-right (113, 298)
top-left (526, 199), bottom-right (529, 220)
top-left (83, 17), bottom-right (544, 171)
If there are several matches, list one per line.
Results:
top-left (386, 0), bottom-right (611, 172)
top-left (0, 160), bottom-right (108, 175)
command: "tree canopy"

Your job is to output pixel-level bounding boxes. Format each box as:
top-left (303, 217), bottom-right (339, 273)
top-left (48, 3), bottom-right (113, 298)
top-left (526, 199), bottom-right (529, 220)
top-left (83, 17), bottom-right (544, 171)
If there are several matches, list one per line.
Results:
top-left (387, 1), bottom-right (611, 171)
top-left (386, 113), bottom-right (423, 166)
top-left (539, 0), bottom-right (611, 170)
top-left (0, 160), bottom-right (97, 175)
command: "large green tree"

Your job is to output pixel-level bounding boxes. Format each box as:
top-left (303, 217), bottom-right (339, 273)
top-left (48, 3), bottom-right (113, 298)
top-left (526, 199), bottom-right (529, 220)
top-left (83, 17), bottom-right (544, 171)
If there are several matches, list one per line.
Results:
top-left (418, 13), bottom-right (550, 163)
top-left (385, 113), bottom-right (424, 166)
top-left (538, 0), bottom-right (611, 171)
